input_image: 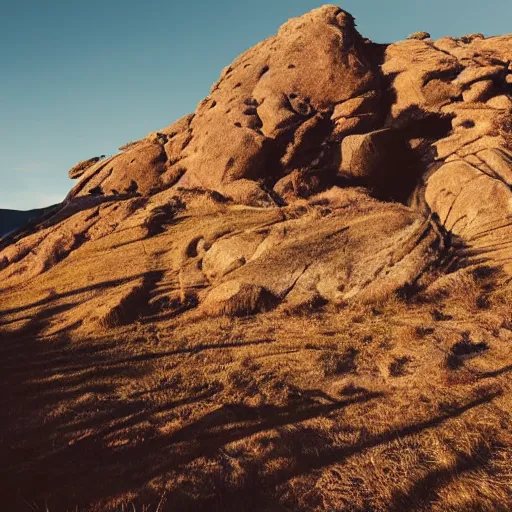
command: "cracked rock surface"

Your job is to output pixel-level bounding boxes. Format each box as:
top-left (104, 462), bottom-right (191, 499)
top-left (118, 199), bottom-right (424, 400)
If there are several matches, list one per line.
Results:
top-left (1, 4), bottom-right (512, 331)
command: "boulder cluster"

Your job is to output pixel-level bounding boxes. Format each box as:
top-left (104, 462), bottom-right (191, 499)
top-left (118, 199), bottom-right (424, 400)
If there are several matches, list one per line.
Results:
top-left (1, 5), bottom-right (511, 329)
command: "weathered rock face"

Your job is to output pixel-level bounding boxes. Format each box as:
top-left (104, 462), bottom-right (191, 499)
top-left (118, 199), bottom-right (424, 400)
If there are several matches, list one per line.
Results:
top-left (1, 5), bottom-right (512, 332)
top-left (65, 6), bottom-right (380, 205)
top-left (382, 34), bottom-right (512, 273)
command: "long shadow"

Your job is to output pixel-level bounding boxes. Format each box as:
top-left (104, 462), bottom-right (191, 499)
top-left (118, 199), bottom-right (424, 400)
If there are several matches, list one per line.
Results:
top-left (184, 390), bottom-right (502, 511)
top-left (1, 289), bottom-right (278, 510)
top-left (0, 302), bottom-right (78, 351)
top-left (478, 364), bottom-right (512, 379)
top-left (60, 382), bottom-right (225, 441)
top-left (4, 388), bottom-right (381, 511)
top-left (272, 390), bottom-right (502, 481)
top-left (0, 274), bottom-right (147, 317)
top-left (0, 305), bottom-right (154, 511)
top-left (170, 394), bottom-right (383, 447)
top-left (389, 441), bottom-right (495, 511)
top-left (0, 338), bottom-right (113, 370)
top-left (1, 286), bottom-right (506, 511)
top-left (40, 338), bottom-right (277, 375)
top-left (2, 347), bottom-right (502, 512)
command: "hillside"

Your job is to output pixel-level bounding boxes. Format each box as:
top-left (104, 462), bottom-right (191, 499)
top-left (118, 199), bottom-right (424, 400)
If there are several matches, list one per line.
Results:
top-left (0, 206), bottom-right (57, 238)
top-left (1, 5), bottom-right (512, 511)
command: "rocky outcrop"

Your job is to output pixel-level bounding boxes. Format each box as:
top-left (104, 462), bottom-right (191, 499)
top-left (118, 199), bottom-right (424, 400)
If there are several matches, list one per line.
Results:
top-left (382, 34), bottom-right (512, 272)
top-left (68, 156), bottom-right (105, 179)
top-left (64, 7), bottom-right (379, 205)
top-left (1, 5), bottom-right (511, 332)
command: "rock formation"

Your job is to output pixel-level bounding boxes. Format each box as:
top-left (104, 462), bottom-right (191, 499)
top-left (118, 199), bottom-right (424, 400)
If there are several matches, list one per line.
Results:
top-left (1, 4), bottom-right (512, 331)
top-left (4, 7), bottom-right (512, 512)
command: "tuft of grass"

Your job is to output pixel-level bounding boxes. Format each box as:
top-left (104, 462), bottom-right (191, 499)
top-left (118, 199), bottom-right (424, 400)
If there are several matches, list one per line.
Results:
top-left (318, 347), bottom-right (358, 376)
top-left (389, 355), bottom-right (412, 377)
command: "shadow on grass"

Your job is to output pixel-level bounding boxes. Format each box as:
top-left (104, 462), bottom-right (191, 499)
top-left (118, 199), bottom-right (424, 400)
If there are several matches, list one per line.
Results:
top-left (0, 281), bottom-right (506, 512)
top-left (389, 441), bottom-right (496, 511)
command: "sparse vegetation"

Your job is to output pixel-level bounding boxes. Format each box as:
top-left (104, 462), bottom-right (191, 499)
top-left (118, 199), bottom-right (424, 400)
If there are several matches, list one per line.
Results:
top-left (317, 347), bottom-right (358, 376)
top-left (459, 33), bottom-right (485, 44)
top-left (2, 266), bottom-right (512, 511)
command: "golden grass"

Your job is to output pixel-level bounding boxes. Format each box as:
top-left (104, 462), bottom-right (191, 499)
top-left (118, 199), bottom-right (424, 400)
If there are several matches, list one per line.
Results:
top-left (1, 200), bottom-right (512, 511)
top-left (2, 265), bottom-right (512, 511)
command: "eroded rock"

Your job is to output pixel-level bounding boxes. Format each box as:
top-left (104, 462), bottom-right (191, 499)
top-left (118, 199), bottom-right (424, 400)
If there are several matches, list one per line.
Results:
top-left (1, 5), bottom-right (512, 332)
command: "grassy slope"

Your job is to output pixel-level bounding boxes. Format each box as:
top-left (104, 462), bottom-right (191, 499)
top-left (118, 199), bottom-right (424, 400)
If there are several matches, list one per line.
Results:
top-left (0, 197), bottom-right (511, 511)
top-left (1, 268), bottom-right (512, 511)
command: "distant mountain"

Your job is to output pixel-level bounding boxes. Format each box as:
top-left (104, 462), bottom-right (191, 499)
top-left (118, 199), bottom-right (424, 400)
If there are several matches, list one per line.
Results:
top-left (0, 206), bottom-right (56, 238)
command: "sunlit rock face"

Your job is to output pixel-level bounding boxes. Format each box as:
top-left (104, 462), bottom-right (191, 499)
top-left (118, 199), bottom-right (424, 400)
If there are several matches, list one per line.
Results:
top-left (1, 5), bottom-right (512, 331)
top-left (66, 6), bottom-right (381, 205)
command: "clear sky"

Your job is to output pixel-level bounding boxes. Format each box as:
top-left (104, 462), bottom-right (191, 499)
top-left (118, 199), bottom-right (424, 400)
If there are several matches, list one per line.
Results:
top-left (1, 0), bottom-right (511, 210)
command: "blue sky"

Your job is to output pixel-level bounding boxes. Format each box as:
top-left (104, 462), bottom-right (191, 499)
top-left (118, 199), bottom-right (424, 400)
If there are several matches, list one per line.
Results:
top-left (1, 0), bottom-right (511, 210)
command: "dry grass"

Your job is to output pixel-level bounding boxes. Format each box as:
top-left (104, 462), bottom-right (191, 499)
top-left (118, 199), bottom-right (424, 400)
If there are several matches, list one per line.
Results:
top-left (1, 200), bottom-right (512, 511)
top-left (2, 265), bottom-right (512, 511)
